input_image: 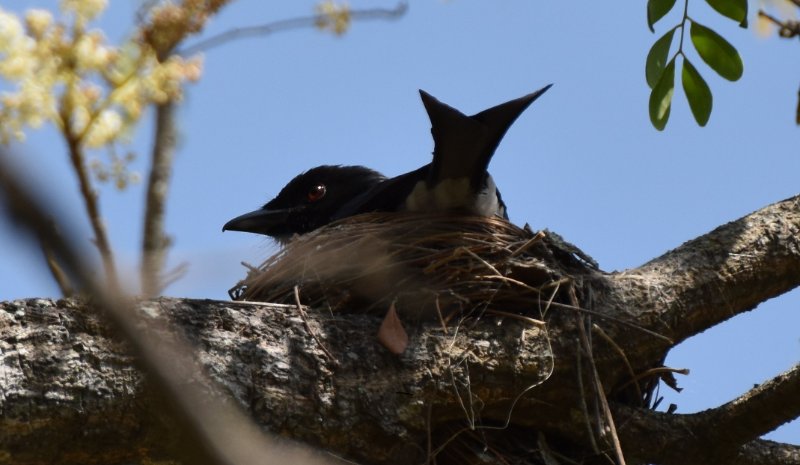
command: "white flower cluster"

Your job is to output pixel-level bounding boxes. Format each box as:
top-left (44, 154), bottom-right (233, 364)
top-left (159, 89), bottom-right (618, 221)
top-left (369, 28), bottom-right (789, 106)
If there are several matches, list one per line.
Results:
top-left (0, 3), bottom-right (203, 151)
top-left (0, 9), bottom-right (56, 139)
top-left (315, 0), bottom-right (351, 36)
top-left (60, 0), bottom-right (108, 24)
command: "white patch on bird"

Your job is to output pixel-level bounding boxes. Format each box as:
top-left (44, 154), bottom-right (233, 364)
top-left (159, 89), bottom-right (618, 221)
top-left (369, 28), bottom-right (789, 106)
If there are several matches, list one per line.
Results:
top-left (403, 175), bottom-right (501, 217)
top-left (476, 175), bottom-right (502, 217)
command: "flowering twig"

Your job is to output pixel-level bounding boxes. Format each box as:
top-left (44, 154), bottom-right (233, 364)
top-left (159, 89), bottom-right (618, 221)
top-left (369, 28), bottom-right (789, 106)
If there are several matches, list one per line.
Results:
top-left (180, 2), bottom-right (407, 56)
top-left (0, 3), bottom-right (203, 292)
top-left (65, 128), bottom-right (120, 290)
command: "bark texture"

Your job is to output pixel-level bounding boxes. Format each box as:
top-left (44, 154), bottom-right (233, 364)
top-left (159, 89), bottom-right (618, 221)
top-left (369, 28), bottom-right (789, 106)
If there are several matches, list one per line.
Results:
top-left (1, 194), bottom-right (799, 465)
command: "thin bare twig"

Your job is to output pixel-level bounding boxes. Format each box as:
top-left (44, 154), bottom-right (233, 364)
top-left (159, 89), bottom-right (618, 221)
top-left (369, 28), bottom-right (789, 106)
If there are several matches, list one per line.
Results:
top-left (758, 10), bottom-right (800, 38)
top-left (160, 261), bottom-right (190, 291)
top-left (544, 300), bottom-right (674, 344)
top-left (37, 218), bottom-right (74, 296)
top-left (141, 102), bottom-right (178, 297)
top-left (64, 134), bottom-right (119, 290)
top-left (577, 313), bottom-right (626, 465)
top-left (592, 324), bottom-right (643, 403)
top-left (575, 335), bottom-right (600, 454)
top-left (180, 2), bottom-right (408, 56)
top-left (510, 230), bottom-right (546, 257)
top-left (41, 242), bottom-right (73, 296)
top-left (294, 285), bottom-right (339, 366)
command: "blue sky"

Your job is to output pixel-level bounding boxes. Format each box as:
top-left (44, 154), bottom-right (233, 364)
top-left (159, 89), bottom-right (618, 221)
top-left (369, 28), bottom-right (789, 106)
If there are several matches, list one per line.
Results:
top-left (1, 1), bottom-right (798, 444)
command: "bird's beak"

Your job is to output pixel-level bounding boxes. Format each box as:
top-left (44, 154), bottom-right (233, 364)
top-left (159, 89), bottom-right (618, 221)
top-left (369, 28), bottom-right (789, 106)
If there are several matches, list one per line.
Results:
top-left (222, 208), bottom-right (292, 235)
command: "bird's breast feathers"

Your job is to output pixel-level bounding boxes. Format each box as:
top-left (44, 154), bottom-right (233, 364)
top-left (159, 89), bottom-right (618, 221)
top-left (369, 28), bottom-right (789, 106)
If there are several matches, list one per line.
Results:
top-left (402, 174), bottom-right (503, 217)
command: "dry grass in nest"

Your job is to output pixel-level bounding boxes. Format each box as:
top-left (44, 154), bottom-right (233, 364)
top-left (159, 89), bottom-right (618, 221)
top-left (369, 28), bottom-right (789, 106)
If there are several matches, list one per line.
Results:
top-left (227, 214), bottom-right (622, 464)
top-left (229, 212), bottom-right (597, 321)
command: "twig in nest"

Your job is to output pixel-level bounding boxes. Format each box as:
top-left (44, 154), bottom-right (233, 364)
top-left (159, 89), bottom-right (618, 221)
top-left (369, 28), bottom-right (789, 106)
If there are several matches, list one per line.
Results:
top-left (447, 347), bottom-right (478, 429)
top-left (575, 289), bottom-right (627, 465)
top-left (616, 366), bottom-right (690, 394)
top-left (241, 261), bottom-right (259, 273)
top-left (231, 212), bottom-right (606, 342)
top-left (510, 230), bottom-right (546, 257)
top-left (593, 324), bottom-right (644, 404)
top-left (461, 247), bottom-right (504, 277)
top-left (434, 294), bottom-right (449, 335)
top-left (294, 286), bottom-right (339, 367)
top-left (575, 335), bottom-right (601, 454)
top-left (483, 309), bottom-right (545, 326)
top-left (546, 301), bottom-right (673, 344)
top-left (538, 432), bottom-right (583, 465)
top-left (478, 326), bottom-right (556, 433)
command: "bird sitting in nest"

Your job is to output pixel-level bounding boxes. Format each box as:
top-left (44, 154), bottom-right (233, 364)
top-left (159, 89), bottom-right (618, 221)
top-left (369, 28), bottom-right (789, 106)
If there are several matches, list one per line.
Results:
top-left (223, 85), bottom-right (552, 240)
top-left (223, 86), bottom-right (596, 325)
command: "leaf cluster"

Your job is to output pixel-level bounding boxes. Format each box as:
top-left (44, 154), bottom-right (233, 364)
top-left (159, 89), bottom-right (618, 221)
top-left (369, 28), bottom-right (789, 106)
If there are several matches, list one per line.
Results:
top-left (646, 0), bottom-right (746, 129)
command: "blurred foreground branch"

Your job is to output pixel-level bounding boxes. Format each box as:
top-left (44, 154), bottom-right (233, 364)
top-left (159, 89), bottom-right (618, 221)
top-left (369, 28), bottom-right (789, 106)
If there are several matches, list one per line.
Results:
top-left (0, 154), bottom-right (336, 465)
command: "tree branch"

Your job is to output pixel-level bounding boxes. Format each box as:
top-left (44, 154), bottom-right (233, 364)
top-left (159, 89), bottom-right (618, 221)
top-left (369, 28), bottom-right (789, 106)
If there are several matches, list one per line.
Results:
top-left (141, 101), bottom-right (177, 297)
top-left (64, 132), bottom-right (119, 290)
top-left (700, 364), bottom-right (800, 447)
top-left (615, 364), bottom-right (800, 465)
top-left (733, 440), bottom-right (800, 465)
top-left (39, 227), bottom-right (74, 296)
top-left (616, 403), bottom-right (800, 465)
top-left (179, 2), bottom-right (408, 56)
top-left (611, 194), bottom-right (800, 346)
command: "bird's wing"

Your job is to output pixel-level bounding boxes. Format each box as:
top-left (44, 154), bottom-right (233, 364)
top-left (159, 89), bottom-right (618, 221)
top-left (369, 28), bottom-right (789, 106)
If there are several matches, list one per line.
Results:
top-left (332, 165), bottom-right (429, 219)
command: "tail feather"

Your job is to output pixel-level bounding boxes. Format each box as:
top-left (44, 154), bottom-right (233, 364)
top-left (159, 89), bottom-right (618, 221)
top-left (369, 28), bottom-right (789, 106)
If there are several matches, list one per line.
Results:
top-left (420, 84), bottom-right (552, 189)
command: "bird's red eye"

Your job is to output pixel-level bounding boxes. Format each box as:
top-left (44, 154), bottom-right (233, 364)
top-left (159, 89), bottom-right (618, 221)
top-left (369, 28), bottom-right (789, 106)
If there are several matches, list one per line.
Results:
top-left (307, 183), bottom-right (326, 202)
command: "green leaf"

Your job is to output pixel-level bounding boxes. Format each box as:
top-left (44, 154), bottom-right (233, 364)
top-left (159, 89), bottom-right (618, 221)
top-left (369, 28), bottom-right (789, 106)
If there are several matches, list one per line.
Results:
top-left (705, 0), bottom-right (748, 27)
top-left (682, 59), bottom-right (713, 126)
top-left (646, 28), bottom-right (676, 88)
top-left (690, 21), bottom-right (744, 81)
top-left (647, 0), bottom-right (677, 32)
top-left (649, 59), bottom-right (676, 130)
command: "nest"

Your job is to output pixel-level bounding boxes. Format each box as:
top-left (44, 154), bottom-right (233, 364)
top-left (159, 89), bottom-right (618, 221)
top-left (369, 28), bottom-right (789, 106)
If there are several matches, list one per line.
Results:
top-left (227, 214), bottom-right (635, 464)
top-left (229, 212), bottom-right (598, 321)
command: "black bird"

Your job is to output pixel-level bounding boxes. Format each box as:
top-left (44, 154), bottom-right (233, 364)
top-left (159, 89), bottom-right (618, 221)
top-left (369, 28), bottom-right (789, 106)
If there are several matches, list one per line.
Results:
top-left (223, 85), bottom-right (551, 241)
top-left (221, 165), bottom-right (385, 243)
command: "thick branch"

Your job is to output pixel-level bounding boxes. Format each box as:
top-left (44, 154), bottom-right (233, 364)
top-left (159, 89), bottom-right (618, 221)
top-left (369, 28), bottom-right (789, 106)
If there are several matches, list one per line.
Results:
top-left (616, 364), bottom-right (800, 464)
top-left (0, 297), bottom-right (557, 465)
top-left (612, 194), bottom-right (800, 345)
top-left (3, 297), bottom-right (798, 465)
top-left (701, 364), bottom-right (800, 447)
top-left (616, 403), bottom-right (800, 465)
top-left (734, 440), bottom-right (800, 465)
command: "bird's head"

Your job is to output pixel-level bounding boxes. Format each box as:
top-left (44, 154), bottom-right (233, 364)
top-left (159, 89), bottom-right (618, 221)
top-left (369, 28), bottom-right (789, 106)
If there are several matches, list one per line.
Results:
top-left (223, 165), bottom-right (385, 242)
